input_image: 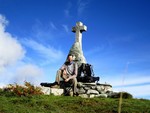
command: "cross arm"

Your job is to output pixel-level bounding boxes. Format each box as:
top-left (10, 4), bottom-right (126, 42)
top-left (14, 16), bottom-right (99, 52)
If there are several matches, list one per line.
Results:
top-left (72, 25), bottom-right (87, 33)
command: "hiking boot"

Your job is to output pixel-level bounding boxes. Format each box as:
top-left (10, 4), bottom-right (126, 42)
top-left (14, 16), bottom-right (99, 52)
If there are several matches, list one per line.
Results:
top-left (50, 82), bottom-right (60, 88)
top-left (40, 83), bottom-right (51, 87)
top-left (51, 84), bottom-right (60, 88)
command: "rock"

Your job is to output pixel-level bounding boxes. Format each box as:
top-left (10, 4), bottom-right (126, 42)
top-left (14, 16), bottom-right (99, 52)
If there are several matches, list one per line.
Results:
top-left (41, 87), bottom-right (50, 95)
top-left (68, 42), bottom-right (86, 64)
top-left (99, 91), bottom-right (106, 94)
top-left (77, 82), bottom-right (83, 88)
top-left (107, 92), bottom-right (119, 98)
top-left (50, 88), bottom-right (64, 96)
top-left (82, 82), bottom-right (96, 86)
top-left (90, 86), bottom-right (96, 89)
top-left (78, 87), bottom-right (86, 94)
top-left (87, 89), bottom-right (99, 95)
top-left (69, 91), bottom-right (73, 96)
top-left (84, 86), bottom-right (91, 90)
top-left (105, 87), bottom-right (113, 92)
top-left (96, 83), bottom-right (112, 87)
top-left (96, 94), bottom-right (108, 98)
top-left (96, 85), bottom-right (105, 89)
top-left (89, 94), bottom-right (96, 98)
top-left (96, 85), bottom-right (105, 92)
top-left (79, 94), bottom-right (89, 98)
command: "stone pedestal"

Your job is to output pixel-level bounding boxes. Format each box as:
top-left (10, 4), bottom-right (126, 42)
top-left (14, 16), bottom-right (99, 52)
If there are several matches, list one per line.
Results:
top-left (77, 82), bottom-right (112, 98)
top-left (41, 82), bottom-right (113, 98)
top-left (50, 88), bottom-right (64, 96)
top-left (41, 87), bottom-right (64, 96)
top-left (41, 87), bottom-right (51, 95)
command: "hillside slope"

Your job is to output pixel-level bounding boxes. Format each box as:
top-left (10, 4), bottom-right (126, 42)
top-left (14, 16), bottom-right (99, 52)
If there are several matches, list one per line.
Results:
top-left (0, 94), bottom-right (150, 113)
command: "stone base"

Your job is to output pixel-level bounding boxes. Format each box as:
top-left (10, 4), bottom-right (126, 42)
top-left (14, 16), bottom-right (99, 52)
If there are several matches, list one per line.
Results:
top-left (41, 87), bottom-right (64, 96)
top-left (77, 82), bottom-right (112, 98)
top-left (41, 82), bottom-right (113, 98)
top-left (41, 87), bottom-right (50, 95)
top-left (50, 88), bottom-right (64, 96)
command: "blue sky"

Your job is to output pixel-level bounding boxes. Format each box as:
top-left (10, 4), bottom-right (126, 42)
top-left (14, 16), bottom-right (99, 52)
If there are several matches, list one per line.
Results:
top-left (0, 0), bottom-right (150, 99)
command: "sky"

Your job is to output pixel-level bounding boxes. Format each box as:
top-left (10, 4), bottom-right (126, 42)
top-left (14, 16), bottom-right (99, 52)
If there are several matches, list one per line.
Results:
top-left (0, 0), bottom-right (150, 99)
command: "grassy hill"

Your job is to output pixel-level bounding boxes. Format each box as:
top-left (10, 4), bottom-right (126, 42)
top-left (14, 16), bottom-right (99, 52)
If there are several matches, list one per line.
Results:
top-left (0, 82), bottom-right (149, 113)
top-left (0, 94), bottom-right (150, 113)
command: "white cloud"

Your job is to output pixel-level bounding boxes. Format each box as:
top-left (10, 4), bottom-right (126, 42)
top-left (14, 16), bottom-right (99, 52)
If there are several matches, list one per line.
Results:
top-left (114, 84), bottom-right (150, 99)
top-left (77, 0), bottom-right (89, 16)
top-left (0, 14), bottom-right (25, 72)
top-left (62, 24), bottom-right (69, 33)
top-left (99, 72), bottom-right (150, 99)
top-left (0, 63), bottom-right (44, 87)
top-left (0, 14), bottom-right (45, 87)
top-left (64, 2), bottom-right (72, 17)
top-left (14, 64), bottom-right (43, 85)
top-left (22, 39), bottom-right (64, 62)
top-left (64, 10), bottom-right (70, 17)
top-left (101, 73), bottom-right (150, 87)
top-left (50, 22), bottom-right (57, 30)
top-left (64, 0), bottom-right (89, 17)
top-left (31, 20), bottom-right (56, 41)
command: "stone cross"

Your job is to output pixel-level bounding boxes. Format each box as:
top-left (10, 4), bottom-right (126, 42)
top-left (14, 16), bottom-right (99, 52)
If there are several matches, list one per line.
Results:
top-left (72, 22), bottom-right (87, 49)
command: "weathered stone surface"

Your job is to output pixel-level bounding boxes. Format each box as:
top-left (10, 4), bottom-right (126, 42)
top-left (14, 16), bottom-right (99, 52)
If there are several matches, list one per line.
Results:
top-left (98, 90), bottom-right (106, 94)
top-left (107, 92), bottom-right (119, 98)
top-left (84, 86), bottom-right (91, 90)
top-left (41, 82), bottom-right (114, 98)
top-left (78, 87), bottom-right (86, 94)
top-left (96, 84), bottom-right (112, 94)
top-left (41, 87), bottom-right (50, 95)
top-left (50, 88), bottom-right (64, 96)
top-left (77, 82), bottom-right (83, 88)
top-left (68, 42), bottom-right (86, 65)
top-left (96, 94), bottom-right (108, 98)
top-left (87, 89), bottom-right (99, 95)
top-left (90, 86), bottom-right (96, 89)
top-left (105, 86), bottom-right (113, 92)
top-left (83, 83), bottom-right (96, 86)
top-left (89, 94), bottom-right (96, 98)
top-left (67, 22), bottom-right (87, 65)
top-left (96, 85), bottom-right (105, 91)
top-left (79, 94), bottom-right (89, 98)
top-left (69, 91), bottom-right (73, 96)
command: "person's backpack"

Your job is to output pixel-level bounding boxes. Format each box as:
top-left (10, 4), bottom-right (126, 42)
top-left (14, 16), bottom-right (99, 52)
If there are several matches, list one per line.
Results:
top-left (82, 63), bottom-right (93, 76)
top-left (77, 63), bottom-right (100, 83)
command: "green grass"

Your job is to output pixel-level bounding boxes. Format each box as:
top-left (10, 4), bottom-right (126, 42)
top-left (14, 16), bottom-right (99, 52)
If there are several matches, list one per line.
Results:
top-left (0, 93), bottom-right (150, 113)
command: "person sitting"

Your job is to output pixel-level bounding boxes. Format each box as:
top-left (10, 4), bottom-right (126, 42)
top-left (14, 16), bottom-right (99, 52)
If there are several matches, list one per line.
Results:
top-left (51, 54), bottom-right (78, 95)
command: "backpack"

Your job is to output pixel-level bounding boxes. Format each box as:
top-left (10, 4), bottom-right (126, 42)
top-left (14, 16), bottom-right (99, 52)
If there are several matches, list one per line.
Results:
top-left (77, 63), bottom-right (100, 83)
top-left (82, 63), bottom-right (93, 76)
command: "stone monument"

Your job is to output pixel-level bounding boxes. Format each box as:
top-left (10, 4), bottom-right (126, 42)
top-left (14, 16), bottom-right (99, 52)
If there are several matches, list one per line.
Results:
top-left (40, 22), bottom-right (114, 98)
top-left (67, 22), bottom-right (87, 65)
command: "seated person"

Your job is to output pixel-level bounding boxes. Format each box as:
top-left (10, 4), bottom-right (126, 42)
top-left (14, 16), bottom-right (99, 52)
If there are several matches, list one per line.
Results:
top-left (52, 54), bottom-right (78, 95)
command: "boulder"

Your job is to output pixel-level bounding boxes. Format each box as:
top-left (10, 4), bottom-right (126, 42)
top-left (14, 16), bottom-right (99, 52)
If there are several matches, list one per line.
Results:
top-left (87, 89), bottom-right (99, 95)
top-left (41, 87), bottom-right (50, 95)
top-left (79, 94), bottom-right (89, 98)
top-left (50, 88), bottom-right (64, 96)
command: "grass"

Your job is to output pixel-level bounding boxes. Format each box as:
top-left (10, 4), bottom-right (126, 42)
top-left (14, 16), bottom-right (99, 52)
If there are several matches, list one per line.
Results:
top-left (0, 82), bottom-right (149, 113)
top-left (0, 93), bottom-right (150, 113)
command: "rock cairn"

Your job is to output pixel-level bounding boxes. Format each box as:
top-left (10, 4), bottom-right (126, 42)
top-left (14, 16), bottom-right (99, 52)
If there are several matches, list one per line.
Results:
top-left (77, 82), bottom-right (112, 98)
top-left (41, 82), bottom-right (113, 98)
